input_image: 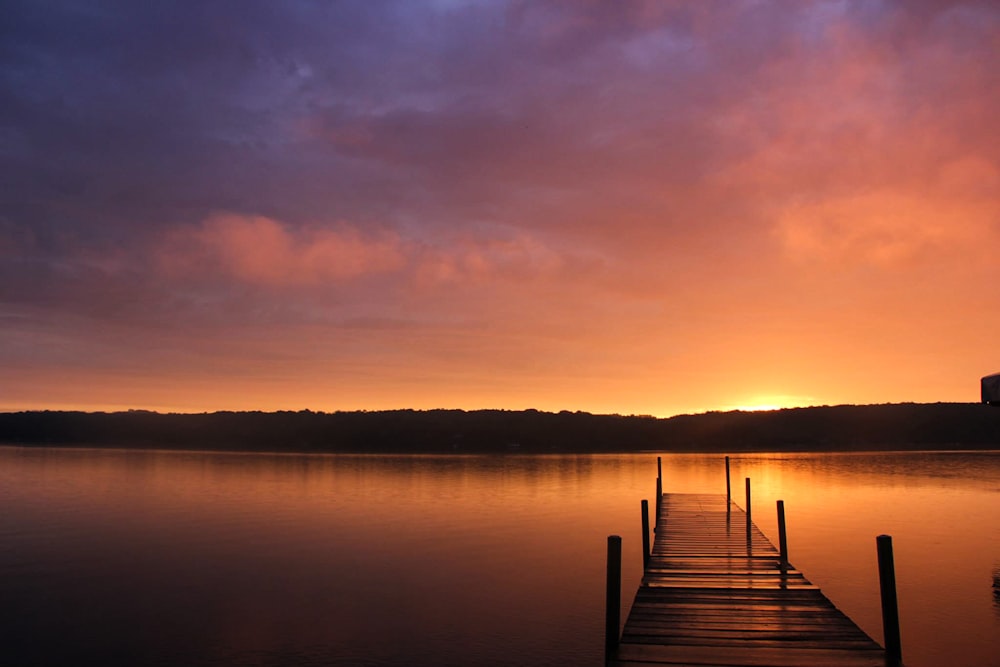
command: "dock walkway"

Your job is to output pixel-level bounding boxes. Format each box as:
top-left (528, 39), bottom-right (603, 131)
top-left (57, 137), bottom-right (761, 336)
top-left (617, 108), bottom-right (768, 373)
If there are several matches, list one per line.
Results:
top-left (612, 493), bottom-right (887, 666)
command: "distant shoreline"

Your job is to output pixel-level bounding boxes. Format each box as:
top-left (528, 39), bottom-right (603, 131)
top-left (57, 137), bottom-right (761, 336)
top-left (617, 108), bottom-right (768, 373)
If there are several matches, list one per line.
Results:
top-left (2, 403), bottom-right (999, 454)
top-left (2, 443), bottom-right (999, 458)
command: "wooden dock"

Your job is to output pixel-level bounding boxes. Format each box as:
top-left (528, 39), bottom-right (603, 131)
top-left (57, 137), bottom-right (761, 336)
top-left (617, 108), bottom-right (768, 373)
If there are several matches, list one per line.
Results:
top-left (610, 492), bottom-right (889, 667)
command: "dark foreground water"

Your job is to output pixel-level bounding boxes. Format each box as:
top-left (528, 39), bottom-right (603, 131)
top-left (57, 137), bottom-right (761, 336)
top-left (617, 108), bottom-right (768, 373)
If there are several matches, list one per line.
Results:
top-left (0, 448), bottom-right (997, 666)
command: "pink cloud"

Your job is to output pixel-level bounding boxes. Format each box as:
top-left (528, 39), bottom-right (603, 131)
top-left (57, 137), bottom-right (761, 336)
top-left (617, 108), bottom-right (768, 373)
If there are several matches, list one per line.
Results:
top-left (158, 213), bottom-right (592, 295)
top-left (774, 190), bottom-right (985, 268)
top-left (696, 6), bottom-right (1000, 274)
top-left (160, 214), bottom-right (406, 286)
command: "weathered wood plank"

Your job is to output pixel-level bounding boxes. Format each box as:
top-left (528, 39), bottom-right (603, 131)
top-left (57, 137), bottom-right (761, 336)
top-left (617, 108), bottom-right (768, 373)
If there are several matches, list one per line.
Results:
top-left (625, 613), bottom-right (861, 628)
top-left (614, 643), bottom-right (887, 667)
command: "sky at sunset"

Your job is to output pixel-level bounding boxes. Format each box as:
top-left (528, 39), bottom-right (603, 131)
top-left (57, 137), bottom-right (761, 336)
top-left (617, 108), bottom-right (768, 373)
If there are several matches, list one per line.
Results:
top-left (2, 1), bottom-right (998, 416)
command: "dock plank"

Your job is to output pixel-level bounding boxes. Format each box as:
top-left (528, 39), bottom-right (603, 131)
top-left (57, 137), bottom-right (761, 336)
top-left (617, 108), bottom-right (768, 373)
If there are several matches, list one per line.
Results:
top-left (611, 493), bottom-right (886, 667)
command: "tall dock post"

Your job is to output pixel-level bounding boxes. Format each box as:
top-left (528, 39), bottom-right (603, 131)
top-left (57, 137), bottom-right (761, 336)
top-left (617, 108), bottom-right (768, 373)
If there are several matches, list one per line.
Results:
top-left (744, 478), bottom-right (752, 535)
top-left (605, 535), bottom-right (622, 665)
top-left (877, 535), bottom-right (902, 666)
top-left (640, 500), bottom-right (650, 570)
top-left (725, 456), bottom-right (731, 510)
top-left (655, 456), bottom-right (663, 529)
top-left (776, 500), bottom-right (788, 569)
top-left (655, 476), bottom-right (662, 528)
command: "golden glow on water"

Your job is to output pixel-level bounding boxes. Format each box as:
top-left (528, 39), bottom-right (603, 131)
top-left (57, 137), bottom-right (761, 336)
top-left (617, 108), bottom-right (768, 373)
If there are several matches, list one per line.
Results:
top-left (712, 452), bottom-right (1000, 667)
top-left (0, 448), bottom-right (996, 666)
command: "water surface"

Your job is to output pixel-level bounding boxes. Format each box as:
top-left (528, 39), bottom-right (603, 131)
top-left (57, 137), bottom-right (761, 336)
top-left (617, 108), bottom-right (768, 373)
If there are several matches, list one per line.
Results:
top-left (0, 448), bottom-right (997, 666)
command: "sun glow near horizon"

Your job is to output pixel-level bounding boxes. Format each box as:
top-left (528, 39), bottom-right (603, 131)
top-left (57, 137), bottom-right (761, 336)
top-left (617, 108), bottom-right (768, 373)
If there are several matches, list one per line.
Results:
top-left (719, 394), bottom-right (820, 414)
top-left (727, 404), bottom-right (784, 413)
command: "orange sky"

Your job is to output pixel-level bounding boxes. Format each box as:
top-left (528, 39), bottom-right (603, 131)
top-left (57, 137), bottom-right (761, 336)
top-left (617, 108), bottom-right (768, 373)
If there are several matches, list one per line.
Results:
top-left (1, 1), bottom-right (998, 416)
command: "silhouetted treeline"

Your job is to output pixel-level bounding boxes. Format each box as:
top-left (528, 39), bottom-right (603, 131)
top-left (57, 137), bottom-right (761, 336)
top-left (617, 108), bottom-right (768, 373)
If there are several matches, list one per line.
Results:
top-left (1, 403), bottom-right (999, 453)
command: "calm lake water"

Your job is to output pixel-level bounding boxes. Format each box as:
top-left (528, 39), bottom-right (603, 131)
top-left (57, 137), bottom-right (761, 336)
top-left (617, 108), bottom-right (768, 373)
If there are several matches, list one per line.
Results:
top-left (0, 448), bottom-right (997, 666)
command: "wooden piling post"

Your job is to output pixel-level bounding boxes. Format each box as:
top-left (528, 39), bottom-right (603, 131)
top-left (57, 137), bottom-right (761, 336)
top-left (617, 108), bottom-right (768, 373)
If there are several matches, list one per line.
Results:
top-left (777, 500), bottom-right (788, 569)
top-left (876, 535), bottom-right (902, 666)
top-left (655, 476), bottom-right (662, 529)
top-left (744, 477), bottom-right (751, 535)
top-left (605, 535), bottom-right (622, 665)
top-left (641, 500), bottom-right (650, 570)
top-left (657, 456), bottom-right (662, 489)
top-left (725, 456), bottom-right (731, 510)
